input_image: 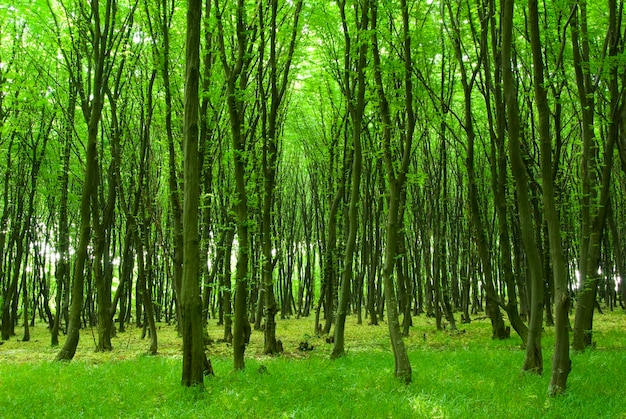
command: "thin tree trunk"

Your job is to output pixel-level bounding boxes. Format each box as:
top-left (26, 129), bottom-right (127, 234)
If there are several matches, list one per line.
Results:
top-left (331, 0), bottom-right (369, 360)
top-left (2, 179), bottom-right (25, 341)
top-left (502, 0), bottom-right (542, 371)
top-left (259, 0), bottom-right (303, 354)
top-left (526, 0), bottom-right (572, 394)
top-left (447, 0), bottom-right (508, 339)
top-left (572, 0), bottom-right (619, 352)
top-left (369, 0), bottom-right (413, 383)
top-left (52, 85), bottom-right (75, 347)
top-left (477, 0), bottom-right (528, 345)
top-left (53, 0), bottom-right (122, 362)
top-left (215, 0), bottom-right (257, 371)
top-left (135, 223), bottom-right (158, 355)
top-left (157, 0), bottom-right (184, 326)
top-left (56, 107), bottom-right (100, 361)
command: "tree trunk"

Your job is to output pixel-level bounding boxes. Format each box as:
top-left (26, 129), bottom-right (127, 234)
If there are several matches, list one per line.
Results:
top-left (53, 0), bottom-right (121, 362)
top-left (257, 0), bottom-right (302, 354)
top-left (56, 111), bottom-right (99, 361)
top-left (571, 0), bottom-right (619, 352)
top-left (135, 224), bottom-right (158, 355)
top-left (502, 0), bottom-right (542, 372)
top-left (180, 0), bottom-right (208, 387)
top-left (369, 0), bottom-right (413, 383)
top-left (447, 0), bottom-right (508, 339)
top-left (215, 0), bottom-right (258, 371)
top-left (52, 84), bottom-right (75, 347)
top-left (1, 187), bottom-right (25, 341)
top-left (155, 0), bottom-right (184, 328)
top-left (477, 0), bottom-right (528, 345)
top-left (221, 225), bottom-right (235, 343)
top-left (331, 0), bottom-right (369, 360)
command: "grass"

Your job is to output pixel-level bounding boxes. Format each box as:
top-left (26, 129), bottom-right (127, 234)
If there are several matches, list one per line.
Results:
top-left (1, 310), bottom-right (625, 418)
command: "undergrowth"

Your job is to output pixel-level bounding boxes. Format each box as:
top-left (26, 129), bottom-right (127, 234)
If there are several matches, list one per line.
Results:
top-left (1, 310), bottom-right (625, 418)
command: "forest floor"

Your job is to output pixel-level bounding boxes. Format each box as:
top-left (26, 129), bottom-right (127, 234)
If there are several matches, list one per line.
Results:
top-left (1, 309), bottom-right (625, 418)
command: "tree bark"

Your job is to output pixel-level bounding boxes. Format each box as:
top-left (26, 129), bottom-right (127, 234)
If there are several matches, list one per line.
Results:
top-left (502, 0), bottom-right (543, 372)
top-left (52, 84), bottom-right (75, 347)
top-left (215, 0), bottom-right (257, 371)
top-left (259, 0), bottom-right (303, 355)
top-left (56, 1), bottom-right (111, 360)
top-left (477, 0), bottom-right (528, 345)
top-left (180, 0), bottom-right (208, 387)
top-left (572, 0), bottom-right (619, 352)
top-left (331, 0), bottom-right (369, 360)
top-left (369, 0), bottom-right (413, 383)
top-left (527, 0), bottom-right (572, 394)
top-left (446, 0), bottom-right (508, 340)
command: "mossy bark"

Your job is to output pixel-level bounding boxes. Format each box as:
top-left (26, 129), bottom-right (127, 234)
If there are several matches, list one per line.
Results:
top-left (180, 0), bottom-right (205, 387)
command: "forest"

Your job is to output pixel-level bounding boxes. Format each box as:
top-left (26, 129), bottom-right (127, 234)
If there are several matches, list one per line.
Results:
top-left (1, 0), bottom-right (626, 414)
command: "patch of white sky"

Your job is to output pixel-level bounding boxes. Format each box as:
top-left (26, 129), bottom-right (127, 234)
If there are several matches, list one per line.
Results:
top-left (132, 29), bottom-right (154, 46)
top-left (132, 31), bottom-right (143, 44)
top-left (574, 267), bottom-right (622, 291)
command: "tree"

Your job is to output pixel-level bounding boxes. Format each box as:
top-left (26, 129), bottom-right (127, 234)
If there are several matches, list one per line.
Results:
top-left (54, 0), bottom-right (123, 361)
top-left (51, 82), bottom-right (75, 347)
top-left (370, 0), bottom-right (414, 383)
top-left (258, 0), bottom-right (304, 355)
top-left (572, 0), bottom-right (620, 352)
top-left (477, 0), bottom-right (528, 344)
top-left (528, 0), bottom-right (573, 394)
top-left (215, 0), bottom-right (258, 371)
top-left (445, 0), bottom-right (509, 340)
top-left (501, 0), bottom-right (543, 373)
top-left (331, 0), bottom-right (370, 360)
top-left (180, 0), bottom-right (211, 387)
top-left (153, 0), bottom-right (185, 329)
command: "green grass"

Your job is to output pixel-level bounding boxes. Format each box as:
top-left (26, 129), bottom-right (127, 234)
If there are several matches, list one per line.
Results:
top-left (1, 311), bottom-right (625, 418)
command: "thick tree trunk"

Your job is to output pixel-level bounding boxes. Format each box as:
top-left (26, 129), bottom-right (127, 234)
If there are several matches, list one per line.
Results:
top-left (180, 0), bottom-right (208, 387)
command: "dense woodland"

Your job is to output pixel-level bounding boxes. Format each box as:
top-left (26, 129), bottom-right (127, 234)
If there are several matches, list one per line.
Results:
top-left (1, 0), bottom-right (625, 396)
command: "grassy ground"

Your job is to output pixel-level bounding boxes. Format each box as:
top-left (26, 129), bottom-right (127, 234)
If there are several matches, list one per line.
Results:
top-left (1, 310), bottom-right (625, 418)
